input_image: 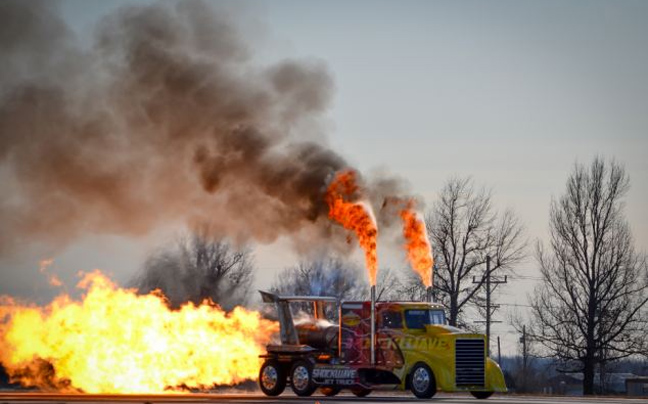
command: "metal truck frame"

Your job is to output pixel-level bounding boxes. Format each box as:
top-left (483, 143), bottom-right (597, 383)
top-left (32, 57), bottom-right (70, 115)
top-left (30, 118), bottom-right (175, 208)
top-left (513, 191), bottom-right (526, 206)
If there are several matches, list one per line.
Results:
top-left (257, 290), bottom-right (506, 399)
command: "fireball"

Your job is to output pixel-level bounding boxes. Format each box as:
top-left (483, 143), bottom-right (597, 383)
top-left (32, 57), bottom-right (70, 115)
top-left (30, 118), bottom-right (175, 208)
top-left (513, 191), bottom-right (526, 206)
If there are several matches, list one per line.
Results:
top-left (0, 271), bottom-right (278, 393)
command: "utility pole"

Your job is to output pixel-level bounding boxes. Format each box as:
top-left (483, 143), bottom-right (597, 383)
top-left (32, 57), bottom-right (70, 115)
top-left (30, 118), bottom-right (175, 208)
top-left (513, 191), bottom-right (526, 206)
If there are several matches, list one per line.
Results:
top-left (474, 255), bottom-right (507, 357)
top-left (522, 325), bottom-right (527, 371)
top-left (520, 325), bottom-right (528, 392)
top-left (497, 336), bottom-right (502, 366)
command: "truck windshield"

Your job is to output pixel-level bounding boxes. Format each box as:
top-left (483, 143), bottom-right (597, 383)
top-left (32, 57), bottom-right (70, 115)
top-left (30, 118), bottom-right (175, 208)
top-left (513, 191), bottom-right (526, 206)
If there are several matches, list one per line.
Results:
top-left (405, 309), bottom-right (446, 329)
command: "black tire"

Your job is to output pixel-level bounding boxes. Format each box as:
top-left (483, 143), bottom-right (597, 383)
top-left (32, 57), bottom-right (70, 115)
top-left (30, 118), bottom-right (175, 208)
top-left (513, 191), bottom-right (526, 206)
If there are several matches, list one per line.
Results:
top-left (350, 387), bottom-right (372, 397)
top-left (258, 360), bottom-right (286, 396)
top-left (290, 360), bottom-right (317, 397)
top-left (470, 391), bottom-right (494, 399)
top-left (408, 362), bottom-right (436, 399)
top-left (320, 386), bottom-right (341, 396)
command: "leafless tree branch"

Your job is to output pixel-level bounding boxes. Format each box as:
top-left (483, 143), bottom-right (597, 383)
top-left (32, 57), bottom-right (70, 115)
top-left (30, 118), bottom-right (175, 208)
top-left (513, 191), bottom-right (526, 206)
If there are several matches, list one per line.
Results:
top-left (134, 229), bottom-right (255, 310)
top-left (528, 157), bottom-right (648, 395)
top-left (419, 177), bottom-right (526, 326)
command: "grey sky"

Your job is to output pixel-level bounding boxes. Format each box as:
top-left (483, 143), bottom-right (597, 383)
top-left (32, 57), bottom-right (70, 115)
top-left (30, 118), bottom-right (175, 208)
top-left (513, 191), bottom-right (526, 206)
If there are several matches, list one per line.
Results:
top-left (1, 0), bottom-right (647, 354)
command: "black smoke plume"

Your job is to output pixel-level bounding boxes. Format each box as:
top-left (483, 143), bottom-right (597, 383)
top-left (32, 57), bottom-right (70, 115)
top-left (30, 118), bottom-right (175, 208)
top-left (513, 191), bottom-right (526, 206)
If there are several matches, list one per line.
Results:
top-left (0, 0), bottom-right (395, 256)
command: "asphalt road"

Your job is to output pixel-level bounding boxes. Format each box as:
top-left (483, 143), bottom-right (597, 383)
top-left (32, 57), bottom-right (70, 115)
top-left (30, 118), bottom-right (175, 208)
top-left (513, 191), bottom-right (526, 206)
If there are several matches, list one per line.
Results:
top-left (0, 392), bottom-right (645, 404)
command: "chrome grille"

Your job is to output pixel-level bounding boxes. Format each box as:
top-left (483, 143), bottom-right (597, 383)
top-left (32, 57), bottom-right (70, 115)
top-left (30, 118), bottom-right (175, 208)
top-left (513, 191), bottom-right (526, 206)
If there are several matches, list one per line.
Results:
top-left (455, 338), bottom-right (485, 387)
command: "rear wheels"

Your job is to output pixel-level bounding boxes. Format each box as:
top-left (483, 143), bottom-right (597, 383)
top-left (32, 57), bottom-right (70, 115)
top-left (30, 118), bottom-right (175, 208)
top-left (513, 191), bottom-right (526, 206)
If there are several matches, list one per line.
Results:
top-left (319, 386), bottom-right (341, 396)
top-left (471, 391), bottom-right (494, 399)
top-left (290, 360), bottom-right (317, 397)
top-left (409, 363), bottom-right (436, 399)
top-left (351, 387), bottom-right (372, 397)
top-left (259, 360), bottom-right (286, 396)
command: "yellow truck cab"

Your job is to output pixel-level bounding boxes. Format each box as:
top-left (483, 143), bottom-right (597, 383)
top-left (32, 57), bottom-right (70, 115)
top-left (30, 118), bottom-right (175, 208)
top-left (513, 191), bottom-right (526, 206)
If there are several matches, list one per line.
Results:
top-left (258, 291), bottom-right (507, 399)
top-left (370, 301), bottom-right (506, 398)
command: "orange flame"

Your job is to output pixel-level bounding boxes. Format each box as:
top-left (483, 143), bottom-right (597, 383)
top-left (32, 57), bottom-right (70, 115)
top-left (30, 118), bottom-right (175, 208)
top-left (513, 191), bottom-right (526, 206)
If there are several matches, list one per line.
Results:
top-left (0, 271), bottom-right (278, 393)
top-left (400, 202), bottom-right (433, 288)
top-left (38, 258), bottom-right (62, 287)
top-left (325, 170), bottom-right (378, 285)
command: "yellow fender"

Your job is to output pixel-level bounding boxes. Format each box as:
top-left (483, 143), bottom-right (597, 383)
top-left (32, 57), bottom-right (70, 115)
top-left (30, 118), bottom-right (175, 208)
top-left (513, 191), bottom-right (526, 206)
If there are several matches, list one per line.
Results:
top-left (397, 349), bottom-right (455, 391)
top-left (485, 358), bottom-right (507, 392)
top-left (396, 346), bottom-right (507, 393)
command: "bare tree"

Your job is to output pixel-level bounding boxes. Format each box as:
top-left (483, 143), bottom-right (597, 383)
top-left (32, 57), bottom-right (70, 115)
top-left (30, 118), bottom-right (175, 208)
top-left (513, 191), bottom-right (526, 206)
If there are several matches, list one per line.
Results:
top-left (135, 231), bottom-right (254, 310)
top-left (392, 270), bottom-right (427, 302)
top-left (425, 177), bottom-right (526, 326)
top-left (272, 257), bottom-right (366, 301)
top-left (529, 157), bottom-right (648, 395)
top-left (373, 267), bottom-right (405, 301)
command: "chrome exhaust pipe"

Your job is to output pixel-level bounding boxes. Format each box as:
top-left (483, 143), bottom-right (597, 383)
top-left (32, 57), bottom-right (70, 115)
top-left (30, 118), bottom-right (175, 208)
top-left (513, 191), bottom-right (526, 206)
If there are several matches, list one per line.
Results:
top-left (370, 284), bottom-right (376, 366)
top-left (426, 286), bottom-right (433, 303)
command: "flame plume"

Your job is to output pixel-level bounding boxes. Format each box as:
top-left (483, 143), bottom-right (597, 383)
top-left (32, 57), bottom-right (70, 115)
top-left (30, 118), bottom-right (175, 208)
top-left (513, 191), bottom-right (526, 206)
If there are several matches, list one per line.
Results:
top-left (0, 271), bottom-right (278, 393)
top-left (400, 202), bottom-right (433, 288)
top-left (325, 170), bottom-right (378, 285)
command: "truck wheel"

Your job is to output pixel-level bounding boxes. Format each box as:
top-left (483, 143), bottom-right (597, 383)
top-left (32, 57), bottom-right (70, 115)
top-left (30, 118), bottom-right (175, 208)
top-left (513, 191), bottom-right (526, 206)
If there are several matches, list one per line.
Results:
top-left (409, 363), bottom-right (436, 399)
top-left (259, 360), bottom-right (286, 396)
top-left (351, 387), bottom-right (372, 397)
top-left (320, 386), bottom-right (341, 396)
top-left (470, 391), bottom-right (493, 399)
top-left (290, 360), bottom-right (316, 396)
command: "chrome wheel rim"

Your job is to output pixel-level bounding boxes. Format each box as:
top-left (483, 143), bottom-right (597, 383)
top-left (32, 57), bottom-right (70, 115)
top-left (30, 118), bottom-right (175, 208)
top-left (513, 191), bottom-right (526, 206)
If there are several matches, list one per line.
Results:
top-left (292, 365), bottom-right (310, 391)
top-left (412, 367), bottom-right (430, 392)
top-left (261, 365), bottom-right (278, 390)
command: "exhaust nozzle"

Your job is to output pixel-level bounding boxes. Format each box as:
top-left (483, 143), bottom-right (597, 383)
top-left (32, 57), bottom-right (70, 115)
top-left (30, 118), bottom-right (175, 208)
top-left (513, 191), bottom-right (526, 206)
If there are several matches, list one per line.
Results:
top-left (370, 284), bottom-right (376, 366)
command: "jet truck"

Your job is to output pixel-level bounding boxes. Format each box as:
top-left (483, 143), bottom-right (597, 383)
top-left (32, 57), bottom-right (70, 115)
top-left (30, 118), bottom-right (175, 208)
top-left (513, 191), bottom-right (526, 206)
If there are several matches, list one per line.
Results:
top-left (257, 288), bottom-right (507, 399)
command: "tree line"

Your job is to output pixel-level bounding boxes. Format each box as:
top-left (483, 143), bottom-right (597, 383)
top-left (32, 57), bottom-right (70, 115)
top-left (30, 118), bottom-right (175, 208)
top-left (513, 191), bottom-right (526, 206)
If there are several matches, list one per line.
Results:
top-left (134, 156), bottom-right (647, 396)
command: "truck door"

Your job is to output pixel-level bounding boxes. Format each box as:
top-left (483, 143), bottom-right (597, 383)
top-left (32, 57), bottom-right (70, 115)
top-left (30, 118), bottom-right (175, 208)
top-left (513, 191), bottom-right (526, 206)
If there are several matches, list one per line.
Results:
top-left (340, 302), bottom-right (371, 365)
top-left (376, 307), bottom-right (405, 368)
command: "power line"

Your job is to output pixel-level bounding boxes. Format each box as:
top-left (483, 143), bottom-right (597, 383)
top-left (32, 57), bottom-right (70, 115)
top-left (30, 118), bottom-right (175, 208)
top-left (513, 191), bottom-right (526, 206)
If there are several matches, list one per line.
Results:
top-left (508, 275), bottom-right (543, 281)
top-left (472, 255), bottom-right (508, 357)
top-left (499, 302), bottom-right (533, 308)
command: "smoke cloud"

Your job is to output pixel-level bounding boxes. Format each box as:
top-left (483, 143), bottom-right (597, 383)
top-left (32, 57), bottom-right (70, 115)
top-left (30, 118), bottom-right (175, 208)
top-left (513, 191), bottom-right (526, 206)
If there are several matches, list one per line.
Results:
top-left (0, 0), bottom-right (418, 265)
top-left (0, 0), bottom-right (358, 254)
